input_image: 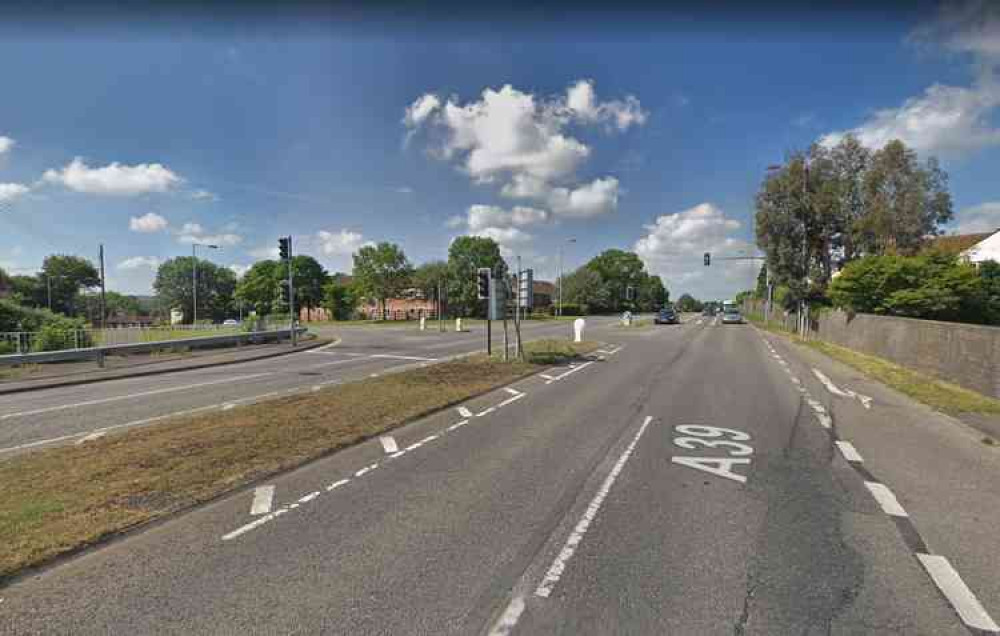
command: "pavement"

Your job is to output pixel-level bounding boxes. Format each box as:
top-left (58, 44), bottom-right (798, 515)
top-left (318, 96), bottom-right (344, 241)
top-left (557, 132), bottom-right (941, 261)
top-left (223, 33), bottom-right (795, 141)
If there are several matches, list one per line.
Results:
top-left (1, 314), bottom-right (998, 635)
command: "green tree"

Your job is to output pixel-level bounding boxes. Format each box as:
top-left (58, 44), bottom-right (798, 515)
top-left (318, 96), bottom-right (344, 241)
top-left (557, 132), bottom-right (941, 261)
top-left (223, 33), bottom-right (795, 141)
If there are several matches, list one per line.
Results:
top-left (412, 260), bottom-right (450, 300)
top-left (235, 260), bottom-right (284, 316)
top-left (9, 275), bottom-right (42, 308)
top-left (584, 249), bottom-right (649, 312)
top-left (39, 254), bottom-right (101, 315)
top-left (290, 255), bottom-right (328, 310)
top-left (154, 256), bottom-right (237, 323)
top-left (560, 267), bottom-right (609, 313)
top-left (638, 275), bottom-right (669, 311)
top-left (321, 279), bottom-right (359, 320)
top-left (446, 236), bottom-right (506, 318)
top-left (80, 291), bottom-right (140, 319)
top-left (675, 293), bottom-right (702, 313)
top-left (352, 242), bottom-right (413, 318)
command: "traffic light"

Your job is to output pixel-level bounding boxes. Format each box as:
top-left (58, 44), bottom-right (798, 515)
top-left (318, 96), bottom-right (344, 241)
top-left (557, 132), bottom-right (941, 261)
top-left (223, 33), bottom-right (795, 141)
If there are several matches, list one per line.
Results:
top-left (704, 252), bottom-right (711, 267)
top-left (278, 236), bottom-right (291, 261)
top-left (519, 268), bottom-right (534, 308)
top-left (477, 268), bottom-right (491, 300)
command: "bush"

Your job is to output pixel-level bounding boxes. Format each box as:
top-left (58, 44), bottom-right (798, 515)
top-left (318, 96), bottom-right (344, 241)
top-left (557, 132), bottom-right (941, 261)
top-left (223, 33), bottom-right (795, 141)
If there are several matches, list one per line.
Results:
top-left (549, 303), bottom-right (586, 316)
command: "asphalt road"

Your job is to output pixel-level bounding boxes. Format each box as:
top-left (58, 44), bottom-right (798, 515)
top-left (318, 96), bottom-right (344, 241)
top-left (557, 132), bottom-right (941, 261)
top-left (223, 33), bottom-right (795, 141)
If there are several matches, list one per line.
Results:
top-left (0, 316), bottom-right (622, 457)
top-left (2, 315), bottom-right (998, 635)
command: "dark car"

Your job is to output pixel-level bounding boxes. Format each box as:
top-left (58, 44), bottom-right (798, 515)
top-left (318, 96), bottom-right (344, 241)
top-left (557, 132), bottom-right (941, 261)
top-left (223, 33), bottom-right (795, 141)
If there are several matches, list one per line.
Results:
top-left (655, 307), bottom-right (679, 324)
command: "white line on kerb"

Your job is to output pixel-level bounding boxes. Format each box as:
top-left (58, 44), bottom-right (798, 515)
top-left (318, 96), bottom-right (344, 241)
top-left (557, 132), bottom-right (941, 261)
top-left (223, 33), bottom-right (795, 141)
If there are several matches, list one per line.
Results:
top-left (379, 436), bottom-right (399, 454)
top-left (865, 481), bottom-right (908, 517)
top-left (250, 485), bottom-right (275, 515)
top-left (916, 554), bottom-right (1000, 632)
top-left (75, 430), bottom-right (106, 445)
top-left (534, 415), bottom-right (654, 599)
top-left (835, 441), bottom-right (863, 462)
top-left (0, 372), bottom-right (272, 420)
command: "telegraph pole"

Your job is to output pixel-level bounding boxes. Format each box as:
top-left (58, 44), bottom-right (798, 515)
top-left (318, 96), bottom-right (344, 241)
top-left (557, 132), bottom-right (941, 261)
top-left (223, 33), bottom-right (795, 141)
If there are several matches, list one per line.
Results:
top-left (98, 244), bottom-right (106, 329)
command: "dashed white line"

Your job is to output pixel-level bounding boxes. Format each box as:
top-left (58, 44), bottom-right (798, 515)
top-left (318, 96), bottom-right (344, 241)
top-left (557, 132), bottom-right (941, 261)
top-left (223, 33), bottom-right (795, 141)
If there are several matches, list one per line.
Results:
top-left (250, 485), bottom-right (275, 515)
top-left (489, 596), bottom-right (527, 636)
top-left (534, 415), bottom-right (654, 599)
top-left (835, 441), bottom-right (863, 463)
top-left (379, 436), bottom-right (399, 454)
top-left (447, 420), bottom-right (469, 431)
top-left (298, 491), bottom-right (320, 504)
top-left (865, 481), bottom-right (908, 517)
top-left (326, 479), bottom-right (350, 491)
top-left (354, 463), bottom-right (378, 477)
top-left (916, 554), bottom-right (1000, 632)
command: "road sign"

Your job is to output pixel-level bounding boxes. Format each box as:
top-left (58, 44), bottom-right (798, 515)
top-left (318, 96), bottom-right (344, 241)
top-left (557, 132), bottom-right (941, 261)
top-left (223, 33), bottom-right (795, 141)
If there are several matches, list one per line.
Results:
top-left (518, 268), bottom-right (534, 308)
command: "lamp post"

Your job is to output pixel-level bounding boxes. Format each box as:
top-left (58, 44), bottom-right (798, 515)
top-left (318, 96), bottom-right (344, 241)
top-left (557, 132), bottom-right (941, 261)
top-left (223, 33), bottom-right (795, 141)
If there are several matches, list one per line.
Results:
top-left (557, 238), bottom-right (576, 317)
top-left (191, 243), bottom-right (219, 325)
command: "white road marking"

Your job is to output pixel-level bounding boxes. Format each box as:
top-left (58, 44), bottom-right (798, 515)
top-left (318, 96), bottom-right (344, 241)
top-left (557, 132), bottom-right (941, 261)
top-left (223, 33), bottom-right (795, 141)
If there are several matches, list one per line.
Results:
top-left (812, 368), bottom-right (873, 409)
top-left (222, 508), bottom-right (287, 541)
top-left (916, 554), bottom-right (1000, 632)
top-left (379, 436), bottom-right (399, 454)
top-left (477, 407), bottom-right (496, 417)
top-left (447, 420), bottom-right (469, 431)
top-left (539, 374), bottom-right (556, 381)
top-left (222, 403), bottom-right (236, 411)
top-left (816, 413), bottom-right (833, 429)
top-left (503, 387), bottom-right (522, 395)
top-left (405, 442), bottom-right (423, 451)
top-left (0, 372), bottom-right (273, 421)
top-left (354, 463), bottom-right (378, 477)
top-left (326, 478), bottom-right (350, 491)
top-left (250, 485), bottom-right (275, 515)
top-left (307, 339), bottom-right (342, 353)
top-left (419, 435), bottom-right (438, 444)
top-left (75, 430), bottom-right (106, 445)
top-left (535, 415), bottom-right (654, 599)
top-left (494, 392), bottom-right (527, 409)
top-left (369, 354), bottom-right (438, 361)
top-left (543, 360), bottom-right (596, 385)
top-left (457, 406), bottom-right (474, 418)
top-left (865, 481), bottom-right (908, 517)
top-left (390, 451), bottom-right (406, 459)
top-left (298, 491), bottom-right (320, 504)
top-left (835, 441), bottom-right (863, 462)
top-left (488, 595), bottom-right (527, 636)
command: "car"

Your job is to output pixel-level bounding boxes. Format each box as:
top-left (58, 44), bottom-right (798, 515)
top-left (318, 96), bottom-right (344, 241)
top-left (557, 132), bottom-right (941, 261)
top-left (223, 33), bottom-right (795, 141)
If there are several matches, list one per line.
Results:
top-left (721, 302), bottom-right (743, 324)
top-left (702, 305), bottom-right (715, 316)
top-left (654, 307), bottom-right (679, 324)
top-left (222, 319), bottom-right (240, 327)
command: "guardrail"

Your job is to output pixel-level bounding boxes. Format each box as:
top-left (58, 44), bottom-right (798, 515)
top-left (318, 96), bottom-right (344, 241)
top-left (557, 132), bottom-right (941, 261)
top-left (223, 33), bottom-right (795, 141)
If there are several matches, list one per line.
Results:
top-left (0, 328), bottom-right (307, 367)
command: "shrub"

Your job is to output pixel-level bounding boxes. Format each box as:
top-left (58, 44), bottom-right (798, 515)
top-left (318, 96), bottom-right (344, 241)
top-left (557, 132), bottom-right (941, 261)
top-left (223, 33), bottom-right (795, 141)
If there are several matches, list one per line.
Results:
top-left (551, 303), bottom-right (586, 316)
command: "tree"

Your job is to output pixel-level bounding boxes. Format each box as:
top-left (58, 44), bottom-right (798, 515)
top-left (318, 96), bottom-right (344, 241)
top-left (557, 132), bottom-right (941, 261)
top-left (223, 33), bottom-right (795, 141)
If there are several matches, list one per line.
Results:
top-left (446, 236), bottom-right (506, 318)
top-left (755, 264), bottom-right (768, 298)
top-left (40, 254), bottom-right (101, 315)
top-left (154, 256), bottom-right (236, 323)
top-left (560, 267), bottom-right (610, 313)
top-left (290, 255), bottom-right (328, 310)
top-left (978, 261), bottom-right (1000, 325)
top-left (80, 291), bottom-right (140, 319)
top-left (352, 242), bottom-right (413, 318)
top-left (412, 260), bottom-right (450, 300)
top-left (638, 275), bottom-right (669, 311)
top-left (235, 260), bottom-right (284, 316)
top-left (321, 279), bottom-right (359, 320)
top-left (9, 275), bottom-right (42, 308)
top-left (584, 249), bottom-right (650, 312)
top-left (675, 293), bottom-right (702, 313)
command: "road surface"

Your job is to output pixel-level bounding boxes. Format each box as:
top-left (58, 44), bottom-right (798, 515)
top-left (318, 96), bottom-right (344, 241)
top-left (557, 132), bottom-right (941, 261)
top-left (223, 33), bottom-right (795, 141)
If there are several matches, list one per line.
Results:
top-left (1, 315), bottom-right (998, 635)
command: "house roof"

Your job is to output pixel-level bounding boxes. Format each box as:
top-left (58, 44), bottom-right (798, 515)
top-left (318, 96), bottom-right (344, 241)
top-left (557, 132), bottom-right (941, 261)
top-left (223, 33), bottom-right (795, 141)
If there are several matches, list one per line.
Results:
top-left (962, 229), bottom-right (1000, 263)
top-left (928, 231), bottom-right (996, 254)
top-left (533, 280), bottom-right (556, 295)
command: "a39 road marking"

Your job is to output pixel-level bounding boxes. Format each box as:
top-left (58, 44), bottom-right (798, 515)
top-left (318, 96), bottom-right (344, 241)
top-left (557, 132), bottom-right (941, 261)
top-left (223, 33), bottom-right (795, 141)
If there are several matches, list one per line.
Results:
top-left (671, 425), bottom-right (753, 483)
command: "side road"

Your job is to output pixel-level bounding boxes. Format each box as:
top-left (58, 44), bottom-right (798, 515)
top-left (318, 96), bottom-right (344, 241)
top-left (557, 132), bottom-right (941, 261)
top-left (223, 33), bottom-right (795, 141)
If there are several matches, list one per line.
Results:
top-left (758, 326), bottom-right (1000, 630)
top-left (0, 337), bottom-right (332, 395)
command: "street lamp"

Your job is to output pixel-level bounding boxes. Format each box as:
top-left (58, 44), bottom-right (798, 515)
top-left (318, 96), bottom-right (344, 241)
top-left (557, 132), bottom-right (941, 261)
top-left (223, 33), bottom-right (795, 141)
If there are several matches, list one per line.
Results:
top-left (557, 238), bottom-right (576, 317)
top-left (191, 243), bottom-right (219, 326)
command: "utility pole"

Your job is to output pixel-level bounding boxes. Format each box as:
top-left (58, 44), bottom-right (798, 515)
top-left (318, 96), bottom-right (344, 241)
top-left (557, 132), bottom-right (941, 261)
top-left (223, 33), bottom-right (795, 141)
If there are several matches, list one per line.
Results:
top-left (191, 243), bottom-right (219, 326)
top-left (279, 236), bottom-right (296, 346)
top-left (98, 244), bottom-right (106, 330)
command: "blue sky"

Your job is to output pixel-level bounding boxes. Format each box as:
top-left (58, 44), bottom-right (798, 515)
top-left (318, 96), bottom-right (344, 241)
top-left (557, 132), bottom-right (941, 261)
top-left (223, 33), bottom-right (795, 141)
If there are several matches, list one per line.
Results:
top-left (1, 2), bottom-right (999, 300)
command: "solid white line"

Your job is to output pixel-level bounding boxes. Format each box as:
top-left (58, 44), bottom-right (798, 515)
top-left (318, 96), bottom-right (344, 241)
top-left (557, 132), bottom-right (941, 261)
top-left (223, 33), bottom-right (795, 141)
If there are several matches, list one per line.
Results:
top-left (835, 441), bottom-right (863, 462)
top-left (547, 360), bottom-right (596, 383)
top-left (250, 485), bottom-right (275, 515)
top-left (306, 356), bottom-right (372, 369)
top-left (534, 415), bottom-right (654, 599)
top-left (370, 354), bottom-right (438, 361)
top-left (0, 372), bottom-right (272, 420)
top-left (379, 436), bottom-right (399, 454)
top-left (476, 407), bottom-right (496, 417)
top-left (865, 481), bottom-right (908, 517)
top-left (488, 596), bottom-right (527, 636)
top-left (298, 491), bottom-right (320, 504)
top-left (916, 554), bottom-right (1000, 632)
top-left (222, 403), bottom-right (236, 411)
top-left (457, 406), bottom-right (474, 418)
top-left (405, 442), bottom-right (423, 451)
top-left (539, 374), bottom-right (555, 380)
top-left (447, 420), bottom-right (469, 431)
top-left (307, 339), bottom-right (342, 353)
top-left (75, 430), bottom-right (106, 445)
top-left (813, 368), bottom-right (850, 397)
top-left (355, 463), bottom-right (378, 477)
top-left (419, 435), bottom-right (438, 444)
top-left (495, 392), bottom-right (527, 409)
top-left (326, 478), bottom-right (350, 491)
top-left (503, 387), bottom-right (522, 395)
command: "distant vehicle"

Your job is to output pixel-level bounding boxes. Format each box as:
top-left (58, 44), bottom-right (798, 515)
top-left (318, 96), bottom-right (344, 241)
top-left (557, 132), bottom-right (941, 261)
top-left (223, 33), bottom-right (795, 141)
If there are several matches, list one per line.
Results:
top-left (721, 301), bottom-right (743, 324)
top-left (222, 319), bottom-right (240, 327)
top-left (655, 306), bottom-right (679, 324)
top-left (702, 304), bottom-right (715, 316)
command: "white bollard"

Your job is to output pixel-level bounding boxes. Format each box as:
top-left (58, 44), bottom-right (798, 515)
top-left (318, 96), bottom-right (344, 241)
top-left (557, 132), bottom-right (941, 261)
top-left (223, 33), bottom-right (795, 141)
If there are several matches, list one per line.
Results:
top-left (574, 318), bottom-right (585, 343)
top-left (420, 316), bottom-right (426, 331)
top-left (455, 317), bottom-right (463, 332)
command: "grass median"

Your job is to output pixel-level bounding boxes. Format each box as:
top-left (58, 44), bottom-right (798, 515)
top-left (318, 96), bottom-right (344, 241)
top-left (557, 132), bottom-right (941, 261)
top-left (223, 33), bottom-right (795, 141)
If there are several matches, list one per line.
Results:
top-left (0, 338), bottom-right (598, 582)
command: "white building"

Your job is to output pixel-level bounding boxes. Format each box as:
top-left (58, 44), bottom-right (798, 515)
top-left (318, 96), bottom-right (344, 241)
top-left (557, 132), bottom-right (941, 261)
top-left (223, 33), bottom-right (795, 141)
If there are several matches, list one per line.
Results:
top-left (961, 229), bottom-right (1000, 265)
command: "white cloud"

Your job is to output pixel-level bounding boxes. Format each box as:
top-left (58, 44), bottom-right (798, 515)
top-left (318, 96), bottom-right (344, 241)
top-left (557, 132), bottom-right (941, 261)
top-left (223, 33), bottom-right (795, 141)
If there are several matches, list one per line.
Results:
top-left (314, 229), bottom-right (373, 257)
top-left (473, 226), bottom-right (533, 247)
top-left (822, 2), bottom-right (1000, 157)
top-left (117, 256), bottom-right (161, 270)
top-left (191, 189), bottom-right (218, 201)
top-left (394, 186), bottom-right (414, 194)
top-left (634, 203), bottom-right (756, 300)
top-left (547, 177), bottom-right (620, 218)
top-left (405, 80), bottom-right (644, 219)
top-left (819, 82), bottom-right (1000, 155)
top-left (42, 157), bottom-right (181, 196)
top-left (0, 183), bottom-right (29, 203)
top-left (465, 204), bottom-right (549, 232)
top-left (250, 246), bottom-right (280, 260)
top-left (129, 212), bottom-right (168, 233)
top-left (228, 264), bottom-right (251, 277)
top-left (176, 221), bottom-right (242, 247)
top-left (0, 136), bottom-right (14, 155)
top-left (953, 201), bottom-right (1000, 233)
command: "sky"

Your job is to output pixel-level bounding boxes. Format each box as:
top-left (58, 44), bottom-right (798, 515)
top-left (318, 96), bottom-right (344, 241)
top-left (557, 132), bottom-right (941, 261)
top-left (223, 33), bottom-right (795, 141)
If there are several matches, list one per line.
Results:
top-left (1, 1), bottom-right (999, 301)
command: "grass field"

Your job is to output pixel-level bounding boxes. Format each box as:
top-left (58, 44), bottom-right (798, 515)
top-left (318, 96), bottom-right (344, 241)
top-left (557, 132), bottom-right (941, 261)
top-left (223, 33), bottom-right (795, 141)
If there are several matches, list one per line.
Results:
top-left (0, 339), bottom-right (597, 581)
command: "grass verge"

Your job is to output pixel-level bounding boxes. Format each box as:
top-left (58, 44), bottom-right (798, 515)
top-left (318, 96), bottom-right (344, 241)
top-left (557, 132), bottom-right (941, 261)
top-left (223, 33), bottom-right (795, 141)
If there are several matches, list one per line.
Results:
top-left (0, 339), bottom-right (598, 581)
